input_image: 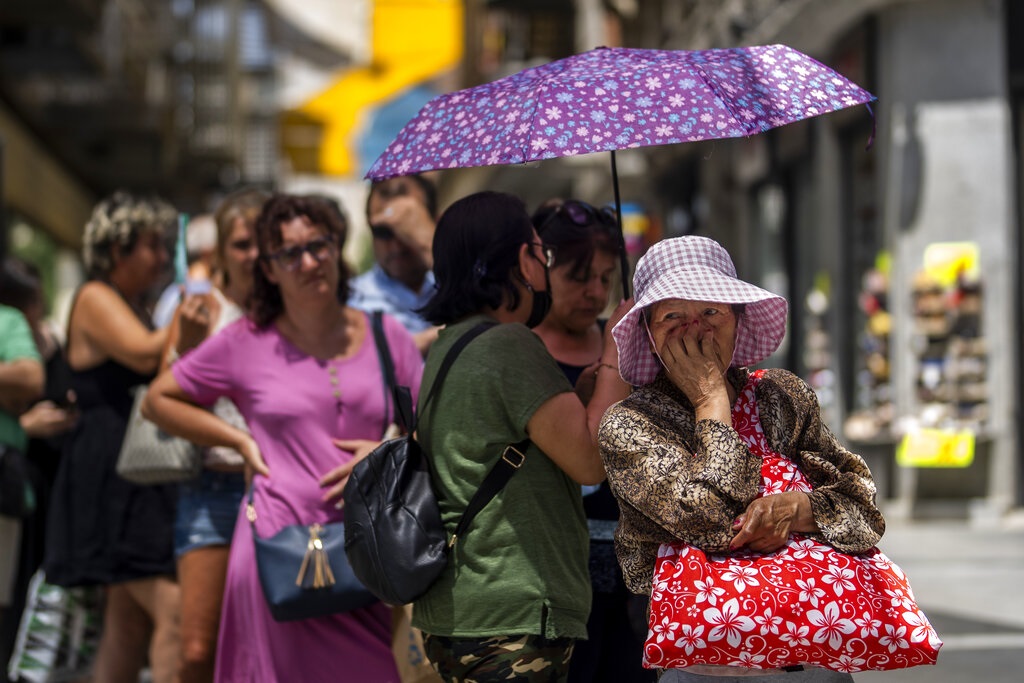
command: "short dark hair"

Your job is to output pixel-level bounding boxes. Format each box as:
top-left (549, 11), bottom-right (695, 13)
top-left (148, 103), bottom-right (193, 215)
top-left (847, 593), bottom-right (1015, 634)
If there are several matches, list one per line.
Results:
top-left (366, 174), bottom-right (438, 219)
top-left (0, 257), bottom-right (42, 313)
top-left (419, 191), bottom-right (533, 326)
top-left (250, 193), bottom-right (351, 328)
top-left (531, 198), bottom-right (622, 280)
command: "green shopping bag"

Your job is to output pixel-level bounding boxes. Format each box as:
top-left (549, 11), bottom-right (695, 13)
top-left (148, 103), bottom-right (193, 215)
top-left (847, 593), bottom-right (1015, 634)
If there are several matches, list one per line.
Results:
top-left (7, 571), bottom-right (101, 683)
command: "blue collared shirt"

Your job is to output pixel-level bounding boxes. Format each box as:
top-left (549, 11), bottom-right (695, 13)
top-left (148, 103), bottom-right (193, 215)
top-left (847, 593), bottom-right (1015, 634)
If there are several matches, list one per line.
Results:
top-left (348, 264), bottom-right (435, 333)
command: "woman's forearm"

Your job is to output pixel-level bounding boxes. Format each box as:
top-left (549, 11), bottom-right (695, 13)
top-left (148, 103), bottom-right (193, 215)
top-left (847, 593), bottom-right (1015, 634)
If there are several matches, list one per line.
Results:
top-left (142, 371), bottom-right (244, 451)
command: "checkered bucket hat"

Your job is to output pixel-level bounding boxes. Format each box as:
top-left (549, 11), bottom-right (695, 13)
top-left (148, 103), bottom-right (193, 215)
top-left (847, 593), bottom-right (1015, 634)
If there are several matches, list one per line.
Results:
top-left (613, 236), bottom-right (789, 386)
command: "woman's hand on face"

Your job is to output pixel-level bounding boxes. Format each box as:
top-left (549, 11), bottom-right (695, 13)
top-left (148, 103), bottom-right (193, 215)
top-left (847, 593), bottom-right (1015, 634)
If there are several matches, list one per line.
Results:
top-left (320, 438), bottom-right (381, 505)
top-left (729, 492), bottom-right (816, 553)
top-left (662, 323), bottom-right (730, 413)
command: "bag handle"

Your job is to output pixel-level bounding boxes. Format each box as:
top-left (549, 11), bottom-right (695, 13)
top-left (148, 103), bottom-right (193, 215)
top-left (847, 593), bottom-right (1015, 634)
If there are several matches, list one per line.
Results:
top-left (412, 320), bottom-right (496, 430)
top-left (369, 311), bottom-right (398, 438)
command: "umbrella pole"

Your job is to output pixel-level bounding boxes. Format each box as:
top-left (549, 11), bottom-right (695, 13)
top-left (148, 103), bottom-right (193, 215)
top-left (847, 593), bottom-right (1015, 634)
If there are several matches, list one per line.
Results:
top-left (610, 150), bottom-right (631, 299)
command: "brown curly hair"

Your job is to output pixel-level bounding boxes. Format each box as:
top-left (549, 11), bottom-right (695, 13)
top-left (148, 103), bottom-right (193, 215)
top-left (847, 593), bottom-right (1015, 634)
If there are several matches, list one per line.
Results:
top-left (250, 193), bottom-right (350, 328)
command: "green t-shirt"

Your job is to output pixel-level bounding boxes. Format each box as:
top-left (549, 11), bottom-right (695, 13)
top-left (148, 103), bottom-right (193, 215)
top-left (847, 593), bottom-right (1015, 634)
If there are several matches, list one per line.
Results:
top-left (412, 316), bottom-right (591, 640)
top-left (0, 305), bottom-right (41, 452)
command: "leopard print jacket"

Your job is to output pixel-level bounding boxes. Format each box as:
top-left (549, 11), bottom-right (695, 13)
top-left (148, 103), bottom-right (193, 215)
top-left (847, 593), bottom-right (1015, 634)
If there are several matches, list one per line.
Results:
top-left (598, 366), bottom-right (886, 595)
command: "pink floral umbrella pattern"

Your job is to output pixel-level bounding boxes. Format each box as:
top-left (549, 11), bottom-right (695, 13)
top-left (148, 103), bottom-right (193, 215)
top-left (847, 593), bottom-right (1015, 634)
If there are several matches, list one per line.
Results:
top-left (365, 44), bottom-right (875, 180)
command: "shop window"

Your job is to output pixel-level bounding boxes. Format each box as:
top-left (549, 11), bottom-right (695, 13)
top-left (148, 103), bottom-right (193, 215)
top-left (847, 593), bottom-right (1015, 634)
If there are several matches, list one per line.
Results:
top-left (908, 243), bottom-right (987, 431)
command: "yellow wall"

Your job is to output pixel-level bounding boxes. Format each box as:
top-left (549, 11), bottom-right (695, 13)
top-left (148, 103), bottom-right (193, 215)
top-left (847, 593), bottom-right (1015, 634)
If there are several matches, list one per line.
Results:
top-left (288, 0), bottom-right (463, 177)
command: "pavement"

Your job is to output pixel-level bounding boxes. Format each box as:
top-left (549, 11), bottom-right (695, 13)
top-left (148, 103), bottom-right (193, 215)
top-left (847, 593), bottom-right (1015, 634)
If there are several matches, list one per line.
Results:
top-left (855, 514), bottom-right (1024, 682)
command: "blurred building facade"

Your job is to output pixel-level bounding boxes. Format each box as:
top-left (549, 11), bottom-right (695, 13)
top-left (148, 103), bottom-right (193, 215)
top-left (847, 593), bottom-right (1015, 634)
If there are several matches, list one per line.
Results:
top-left (0, 1), bottom-right (463, 287)
top-left (0, 0), bottom-right (283, 319)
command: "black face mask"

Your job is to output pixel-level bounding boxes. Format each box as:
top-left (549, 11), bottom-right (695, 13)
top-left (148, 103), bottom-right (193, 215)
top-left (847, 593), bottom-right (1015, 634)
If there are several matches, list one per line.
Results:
top-left (523, 260), bottom-right (553, 329)
top-left (525, 287), bottom-right (552, 328)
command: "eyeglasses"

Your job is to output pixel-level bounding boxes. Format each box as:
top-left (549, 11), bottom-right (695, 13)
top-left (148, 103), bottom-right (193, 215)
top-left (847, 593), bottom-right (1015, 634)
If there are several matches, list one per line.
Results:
top-left (370, 226), bottom-right (396, 241)
top-left (530, 241), bottom-right (557, 269)
top-left (227, 238), bottom-right (257, 253)
top-left (265, 236), bottom-right (337, 272)
top-left (536, 200), bottom-right (618, 234)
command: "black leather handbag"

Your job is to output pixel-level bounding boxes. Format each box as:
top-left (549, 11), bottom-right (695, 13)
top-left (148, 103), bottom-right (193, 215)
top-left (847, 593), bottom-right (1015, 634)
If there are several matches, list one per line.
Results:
top-left (344, 321), bottom-right (528, 606)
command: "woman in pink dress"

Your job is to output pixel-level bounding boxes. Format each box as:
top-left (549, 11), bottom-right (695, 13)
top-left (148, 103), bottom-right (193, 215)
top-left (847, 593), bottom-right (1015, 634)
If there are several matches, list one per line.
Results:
top-left (144, 194), bottom-right (423, 682)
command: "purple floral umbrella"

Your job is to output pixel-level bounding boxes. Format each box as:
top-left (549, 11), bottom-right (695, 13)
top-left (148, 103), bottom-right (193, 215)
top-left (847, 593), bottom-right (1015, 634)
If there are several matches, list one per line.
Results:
top-left (366, 44), bottom-right (875, 295)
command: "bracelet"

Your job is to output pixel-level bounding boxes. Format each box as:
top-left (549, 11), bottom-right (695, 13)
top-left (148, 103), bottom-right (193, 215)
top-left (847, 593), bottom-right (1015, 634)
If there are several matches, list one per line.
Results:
top-left (596, 362), bottom-right (618, 374)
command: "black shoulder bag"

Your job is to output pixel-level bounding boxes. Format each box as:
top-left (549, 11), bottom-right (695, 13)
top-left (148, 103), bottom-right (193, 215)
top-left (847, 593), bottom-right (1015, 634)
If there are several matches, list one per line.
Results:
top-left (343, 321), bottom-right (529, 606)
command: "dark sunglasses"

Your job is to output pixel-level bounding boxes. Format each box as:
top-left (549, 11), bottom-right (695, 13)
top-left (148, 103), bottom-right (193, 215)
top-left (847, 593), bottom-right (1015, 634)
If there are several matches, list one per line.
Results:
top-left (370, 225), bottom-right (396, 241)
top-left (265, 236), bottom-right (337, 272)
top-left (227, 238), bottom-right (257, 252)
top-left (536, 200), bottom-right (618, 233)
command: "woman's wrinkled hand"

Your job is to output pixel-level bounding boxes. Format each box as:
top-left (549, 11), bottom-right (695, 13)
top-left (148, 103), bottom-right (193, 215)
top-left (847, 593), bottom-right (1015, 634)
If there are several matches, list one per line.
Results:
top-left (728, 491), bottom-right (817, 553)
top-left (661, 323), bottom-right (730, 417)
top-left (320, 438), bottom-right (381, 505)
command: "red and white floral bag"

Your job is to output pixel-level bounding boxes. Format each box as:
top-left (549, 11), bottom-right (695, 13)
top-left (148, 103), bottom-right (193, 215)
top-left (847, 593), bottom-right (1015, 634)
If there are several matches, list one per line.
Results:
top-left (644, 371), bottom-right (942, 674)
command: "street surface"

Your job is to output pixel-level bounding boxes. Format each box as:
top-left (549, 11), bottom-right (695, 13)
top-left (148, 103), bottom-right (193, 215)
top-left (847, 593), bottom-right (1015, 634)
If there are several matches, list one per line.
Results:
top-left (857, 516), bottom-right (1024, 682)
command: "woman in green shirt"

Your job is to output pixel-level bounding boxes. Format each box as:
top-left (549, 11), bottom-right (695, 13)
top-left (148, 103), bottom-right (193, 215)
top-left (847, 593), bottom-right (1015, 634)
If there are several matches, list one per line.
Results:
top-left (414, 191), bottom-right (631, 682)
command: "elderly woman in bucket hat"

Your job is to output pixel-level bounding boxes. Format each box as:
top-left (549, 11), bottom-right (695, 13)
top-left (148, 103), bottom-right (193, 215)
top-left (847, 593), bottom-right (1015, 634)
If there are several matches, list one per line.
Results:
top-left (599, 236), bottom-right (885, 682)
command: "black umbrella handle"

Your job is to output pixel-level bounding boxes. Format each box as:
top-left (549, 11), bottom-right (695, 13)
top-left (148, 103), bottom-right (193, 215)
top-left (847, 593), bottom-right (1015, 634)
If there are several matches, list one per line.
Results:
top-left (610, 150), bottom-right (631, 300)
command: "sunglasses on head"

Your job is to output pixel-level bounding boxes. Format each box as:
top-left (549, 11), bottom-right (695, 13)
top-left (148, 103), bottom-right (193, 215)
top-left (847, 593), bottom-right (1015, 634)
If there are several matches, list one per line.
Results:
top-left (537, 200), bottom-right (618, 234)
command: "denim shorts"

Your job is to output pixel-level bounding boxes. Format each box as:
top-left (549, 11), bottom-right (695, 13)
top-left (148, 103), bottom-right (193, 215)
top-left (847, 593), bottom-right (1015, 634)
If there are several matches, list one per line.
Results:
top-left (174, 469), bottom-right (245, 556)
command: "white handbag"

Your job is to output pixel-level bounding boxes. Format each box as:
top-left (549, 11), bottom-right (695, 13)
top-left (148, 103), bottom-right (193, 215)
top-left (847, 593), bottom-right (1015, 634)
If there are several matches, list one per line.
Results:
top-left (115, 385), bottom-right (202, 484)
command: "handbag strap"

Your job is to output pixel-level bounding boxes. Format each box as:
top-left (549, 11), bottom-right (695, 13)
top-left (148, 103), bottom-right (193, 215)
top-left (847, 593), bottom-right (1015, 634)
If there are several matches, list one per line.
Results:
top-left (449, 437), bottom-right (528, 549)
top-left (248, 320), bottom-right (527, 549)
top-left (369, 311), bottom-right (398, 438)
top-left (414, 320), bottom-right (529, 550)
top-left (413, 320), bottom-right (495, 430)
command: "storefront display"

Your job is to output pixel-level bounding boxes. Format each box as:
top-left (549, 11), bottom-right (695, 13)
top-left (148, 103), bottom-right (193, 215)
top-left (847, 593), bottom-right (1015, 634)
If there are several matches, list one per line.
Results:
top-left (842, 253), bottom-right (893, 443)
top-left (900, 242), bottom-right (987, 469)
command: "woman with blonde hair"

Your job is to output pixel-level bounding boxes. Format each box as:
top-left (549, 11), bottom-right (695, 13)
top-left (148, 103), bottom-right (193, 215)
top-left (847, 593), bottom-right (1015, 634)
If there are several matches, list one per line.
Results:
top-left (44, 190), bottom-right (182, 683)
top-left (161, 187), bottom-right (269, 682)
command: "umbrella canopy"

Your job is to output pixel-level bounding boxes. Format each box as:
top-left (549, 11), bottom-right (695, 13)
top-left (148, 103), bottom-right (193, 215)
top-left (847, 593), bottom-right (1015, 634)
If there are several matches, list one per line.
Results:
top-left (366, 44), bottom-right (875, 294)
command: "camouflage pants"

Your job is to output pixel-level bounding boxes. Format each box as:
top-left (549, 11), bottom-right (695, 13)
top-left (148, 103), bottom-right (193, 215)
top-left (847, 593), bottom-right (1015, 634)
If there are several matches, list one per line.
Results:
top-left (423, 633), bottom-right (575, 682)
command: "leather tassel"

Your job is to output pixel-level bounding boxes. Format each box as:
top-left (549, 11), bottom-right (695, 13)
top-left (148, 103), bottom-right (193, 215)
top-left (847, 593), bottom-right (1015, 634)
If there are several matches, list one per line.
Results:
top-left (296, 524), bottom-right (336, 589)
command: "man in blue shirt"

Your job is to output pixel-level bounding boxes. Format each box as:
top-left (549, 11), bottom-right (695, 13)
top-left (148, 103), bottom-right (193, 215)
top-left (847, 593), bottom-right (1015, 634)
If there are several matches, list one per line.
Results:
top-left (349, 174), bottom-right (440, 354)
